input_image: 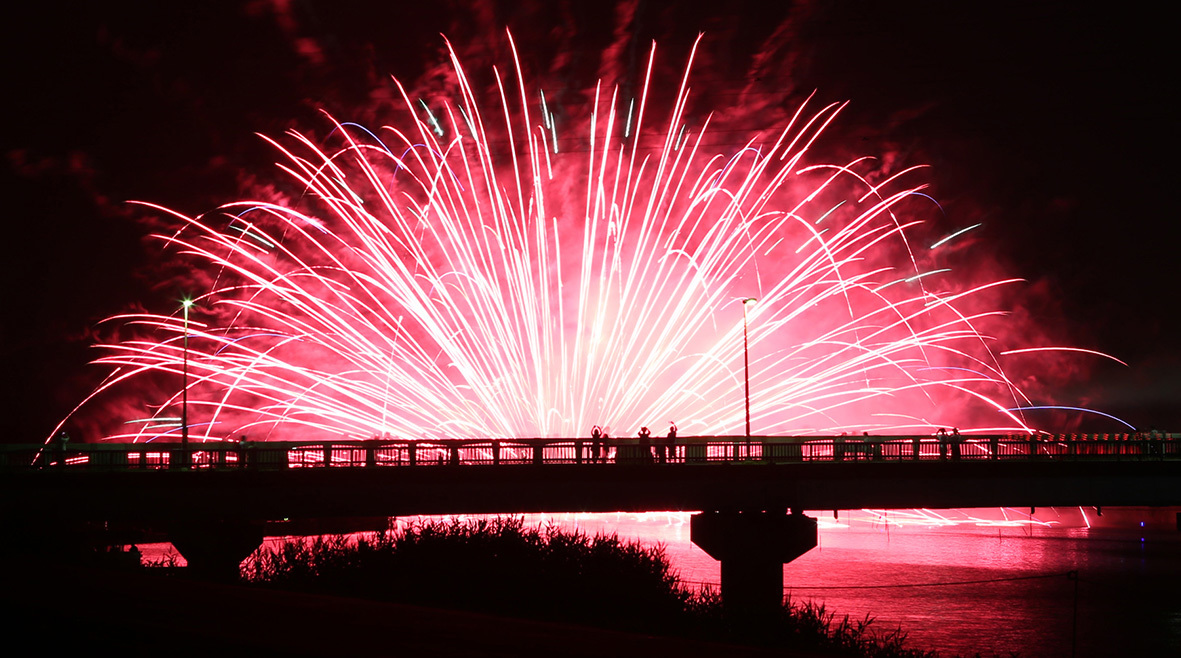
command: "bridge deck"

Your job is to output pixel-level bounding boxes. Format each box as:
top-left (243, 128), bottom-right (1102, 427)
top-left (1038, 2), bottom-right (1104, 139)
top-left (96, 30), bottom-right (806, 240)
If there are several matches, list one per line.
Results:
top-left (3, 434), bottom-right (1179, 526)
top-left (5, 433), bottom-right (1179, 472)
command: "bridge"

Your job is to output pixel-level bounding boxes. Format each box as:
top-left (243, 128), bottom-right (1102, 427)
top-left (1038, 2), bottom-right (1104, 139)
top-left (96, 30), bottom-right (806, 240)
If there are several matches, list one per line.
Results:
top-left (4, 433), bottom-right (1180, 617)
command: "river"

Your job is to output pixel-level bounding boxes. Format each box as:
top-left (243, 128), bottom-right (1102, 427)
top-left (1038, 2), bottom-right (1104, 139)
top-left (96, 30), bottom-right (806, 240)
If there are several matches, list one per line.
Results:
top-left (523, 507), bottom-right (1181, 656)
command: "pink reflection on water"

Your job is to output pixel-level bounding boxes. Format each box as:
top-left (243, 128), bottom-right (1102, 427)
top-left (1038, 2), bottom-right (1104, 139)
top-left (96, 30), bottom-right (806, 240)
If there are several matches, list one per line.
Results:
top-left (467, 508), bottom-right (1180, 656)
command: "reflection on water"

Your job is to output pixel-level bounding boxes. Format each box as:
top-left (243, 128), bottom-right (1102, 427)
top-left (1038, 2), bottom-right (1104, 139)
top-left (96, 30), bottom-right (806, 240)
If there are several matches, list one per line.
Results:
top-left (139, 507), bottom-right (1180, 656)
top-left (510, 508), bottom-right (1181, 657)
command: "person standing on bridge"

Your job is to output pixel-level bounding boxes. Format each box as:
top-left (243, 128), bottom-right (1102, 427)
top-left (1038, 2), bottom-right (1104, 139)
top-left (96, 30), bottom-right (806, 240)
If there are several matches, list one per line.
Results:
top-left (55, 431), bottom-right (70, 468)
top-left (664, 422), bottom-right (677, 463)
top-left (638, 426), bottom-right (652, 464)
top-left (591, 425), bottom-right (603, 463)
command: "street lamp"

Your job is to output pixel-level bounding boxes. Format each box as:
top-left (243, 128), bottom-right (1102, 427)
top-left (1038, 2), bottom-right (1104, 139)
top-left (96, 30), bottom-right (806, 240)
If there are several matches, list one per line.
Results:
top-left (181, 297), bottom-right (194, 467)
top-left (741, 297), bottom-right (757, 446)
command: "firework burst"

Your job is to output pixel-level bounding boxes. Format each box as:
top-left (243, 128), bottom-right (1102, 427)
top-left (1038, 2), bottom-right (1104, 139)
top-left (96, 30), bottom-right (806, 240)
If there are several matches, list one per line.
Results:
top-left (64, 34), bottom-right (1055, 442)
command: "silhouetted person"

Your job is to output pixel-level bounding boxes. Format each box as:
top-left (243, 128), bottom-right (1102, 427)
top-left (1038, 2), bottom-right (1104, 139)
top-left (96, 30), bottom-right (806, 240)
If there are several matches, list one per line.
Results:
top-left (937, 428), bottom-right (948, 460)
top-left (950, 427), bottom-right (962, 460)
top-left (56, 431), bottom-right (70, 469)
top-left (638, 426), bottom-right (652, 464)
top-left (602, 429), bottom-right (612, 462)
top-left (239, 436), bottom-right (254, 468)
top-left (665, 422), bottom-right (677, 463)
top-left (591, 425), bottom-right (603, 463)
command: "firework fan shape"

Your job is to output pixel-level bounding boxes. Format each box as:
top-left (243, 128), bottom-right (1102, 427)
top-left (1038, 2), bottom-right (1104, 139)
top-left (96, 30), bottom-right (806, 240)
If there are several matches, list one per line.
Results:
top-left (67, 34), bottom-right (1051, 443)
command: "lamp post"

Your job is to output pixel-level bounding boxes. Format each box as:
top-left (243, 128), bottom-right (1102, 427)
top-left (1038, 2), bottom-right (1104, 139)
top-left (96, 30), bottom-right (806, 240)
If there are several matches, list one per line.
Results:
top-left (181, 297), bottom-right (193, 468)
top-left (741, 297), bottom-right (757, 451)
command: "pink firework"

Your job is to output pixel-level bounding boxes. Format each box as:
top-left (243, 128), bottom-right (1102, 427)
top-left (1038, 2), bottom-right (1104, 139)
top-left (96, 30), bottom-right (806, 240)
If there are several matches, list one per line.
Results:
top-left (61, 34), bottom-right (1079, 443)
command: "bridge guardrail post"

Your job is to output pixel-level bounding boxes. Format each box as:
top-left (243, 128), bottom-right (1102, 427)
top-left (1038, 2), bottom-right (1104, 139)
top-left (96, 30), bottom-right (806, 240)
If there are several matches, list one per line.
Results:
top-left (492, 440), bottom-right (500, 466)
top-left (763, 440), bottom-right (802, 463)
top-left (532, 443), bottom-right (543, 466)
top-left (260, 444), bottom-right (289, 470)
top-left (408, 441), bottom-right (417, 466)
top-left (88, 446), bottom-right (128, 472)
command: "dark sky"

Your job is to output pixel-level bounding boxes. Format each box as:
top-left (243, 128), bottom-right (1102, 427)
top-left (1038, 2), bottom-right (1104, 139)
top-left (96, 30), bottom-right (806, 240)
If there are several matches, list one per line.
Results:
top-left (3, 1), bottom-right (1176, 441)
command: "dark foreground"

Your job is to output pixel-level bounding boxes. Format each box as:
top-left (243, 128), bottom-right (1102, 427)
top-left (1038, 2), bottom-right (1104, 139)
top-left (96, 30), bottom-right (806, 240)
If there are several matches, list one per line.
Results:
top-left (5, 565), bottom-right (803, 657)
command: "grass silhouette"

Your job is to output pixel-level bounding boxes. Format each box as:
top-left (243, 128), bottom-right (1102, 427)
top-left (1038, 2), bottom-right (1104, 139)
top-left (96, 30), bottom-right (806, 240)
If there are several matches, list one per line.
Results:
top-left (243, 517), bottom-right (941, 656)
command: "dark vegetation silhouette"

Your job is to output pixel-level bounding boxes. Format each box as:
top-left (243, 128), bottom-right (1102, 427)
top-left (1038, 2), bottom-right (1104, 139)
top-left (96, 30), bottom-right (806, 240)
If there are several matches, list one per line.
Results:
top-left (242, 517), bottom-right (946, 657)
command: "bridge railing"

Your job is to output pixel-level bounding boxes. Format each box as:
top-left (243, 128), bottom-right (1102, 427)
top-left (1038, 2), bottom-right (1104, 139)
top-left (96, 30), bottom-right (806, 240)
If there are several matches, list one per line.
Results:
top-left (5, 433), bottom-right (1178, 472)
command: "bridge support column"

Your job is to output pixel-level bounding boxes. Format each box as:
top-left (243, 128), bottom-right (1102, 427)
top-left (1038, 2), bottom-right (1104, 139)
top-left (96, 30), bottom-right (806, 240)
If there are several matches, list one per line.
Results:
top-left (170, 520), bottom-right (264, 582)
top-left (690, 510), bottom-right (817, 621)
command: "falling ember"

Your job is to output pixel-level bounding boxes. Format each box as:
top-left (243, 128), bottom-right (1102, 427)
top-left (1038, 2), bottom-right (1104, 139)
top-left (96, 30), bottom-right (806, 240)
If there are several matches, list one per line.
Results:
top-left (60, 33), bottom-right (1097, 443)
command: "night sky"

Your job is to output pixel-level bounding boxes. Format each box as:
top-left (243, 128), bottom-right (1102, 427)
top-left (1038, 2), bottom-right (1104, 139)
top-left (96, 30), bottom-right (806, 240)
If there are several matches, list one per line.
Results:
top-left (3, 1), bottom-right (1176, 442)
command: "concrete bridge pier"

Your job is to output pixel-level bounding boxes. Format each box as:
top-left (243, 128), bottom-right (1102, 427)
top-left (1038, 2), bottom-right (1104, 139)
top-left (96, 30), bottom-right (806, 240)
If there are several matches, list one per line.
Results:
top-left (169, 520), bottom-right (265, 581)
top-left (690, 510), bottom-right (818, 621)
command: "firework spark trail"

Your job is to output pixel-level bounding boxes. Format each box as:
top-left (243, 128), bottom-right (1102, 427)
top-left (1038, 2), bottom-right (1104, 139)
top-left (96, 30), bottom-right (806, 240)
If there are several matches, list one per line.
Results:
top-left (65, 34), bottom-right (1066, 443)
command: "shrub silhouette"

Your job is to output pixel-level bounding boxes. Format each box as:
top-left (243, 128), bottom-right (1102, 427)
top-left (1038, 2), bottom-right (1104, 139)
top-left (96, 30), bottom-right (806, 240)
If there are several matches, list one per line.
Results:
top-left (243, 517), bottom-right (941, 656)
